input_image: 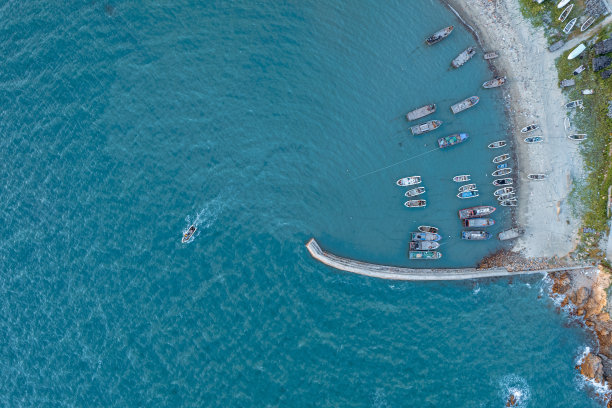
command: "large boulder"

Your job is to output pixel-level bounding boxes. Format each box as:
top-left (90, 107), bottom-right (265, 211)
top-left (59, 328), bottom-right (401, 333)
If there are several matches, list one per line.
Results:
top-left (595, 38), bottom-right (612, 55)
top-left (575, 287), bottom-right (591, 306)
top-left (593, 56), bottom-right (612, 72)
top-left (551, 272), bottom-right (571, 294)
top-left (581, 353), bottom-right (604, 383)
top-left (600, 354), bottom-right (612, 383)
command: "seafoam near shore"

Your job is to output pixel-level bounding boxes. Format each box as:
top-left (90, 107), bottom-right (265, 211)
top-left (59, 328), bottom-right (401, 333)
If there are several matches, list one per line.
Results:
top-left (443, 0), bottom-right (584, 258)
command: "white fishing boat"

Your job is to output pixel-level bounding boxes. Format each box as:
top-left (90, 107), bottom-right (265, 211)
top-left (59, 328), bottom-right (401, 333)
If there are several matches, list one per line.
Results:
top-left (483, 51), bottom-right (499, 60)
top-left (182, 225), bottom-right (197, 243)
top-left (492, 178), bottom-right (513, 186)
top-left (500, 199), bottom-right (518, 207)
top-left (497, 192), bottom-right (516, 201)
top-left (582, 89), bottom-right (594, 95)
top-left (488, 140), bottom-right (506, 149)
top-left (498, 228), bottom-right (523, 241)
top-left (410, 120), bottom-right (442, 135)
top-left (573, 65), bottom-right (586, 75)
top-left (494, 187), bottom-right (514, 196)
top-left (568, 43), bottom-right (586, 60)
top-left (453, 174), bottom-right (471, 182)
top-left (405, 199), bottom-right (426, 208)
top-left (521, 124), bottom-right (539, 133)
top-left (406, 104), bottom-right (436, 121)
top-left (581, 16), bottom-right (595, 32)
top-left (566, 99), bottom-right (583, 109)
top-left (557, 0), bottom-right (571, 8)
top-left (451, 47), bottom-right (476, 68)
top-left (524, 136), bottom-right (544, 143)
top-left (396, 176), bottom-right (422, 186)
top-left (418, 225), bottom-right (438, 233)
top-left (568, 133), bottom-right (587, 141)
top-left (492, 153), bottom-right (510, 163)
top-left (558, 4), bottom-right (573, 22)
top-left (458, 183), bottom-right (477, 192)
top-left (527, 174), bottom-right (547, 180)
top-left (405, 186), bottom-right (426, 197)
top-left (492, 168), bottom-right (512, 177)
top-left (563, 18), bottom-right (577, 34)
top-left (482, 76), bottom-right (506, 89)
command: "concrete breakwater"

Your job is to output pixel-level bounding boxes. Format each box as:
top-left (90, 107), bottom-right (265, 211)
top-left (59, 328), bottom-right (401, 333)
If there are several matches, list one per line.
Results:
top-left (306, 239), bottom-right (592, 281)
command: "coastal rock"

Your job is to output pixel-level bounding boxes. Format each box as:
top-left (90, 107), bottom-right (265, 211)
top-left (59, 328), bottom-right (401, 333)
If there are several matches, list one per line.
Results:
top-left (580, 353), bottom-right (604, 383)
top-left (600, 354), bottom-right (612, 383)
top-left (593, 56), bottom-right (612, 72)
top-left (551, 272), bottom-right (571, 294)
top-left (574, 287), bottom-right (591, 307)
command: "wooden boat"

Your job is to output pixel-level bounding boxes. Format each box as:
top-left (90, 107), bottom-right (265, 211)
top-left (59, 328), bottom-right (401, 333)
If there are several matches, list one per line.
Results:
top-left (418, 225), bottom-right (438, 233)
top-left (498, 227), bottom-right (524, 241)
top-left (483, 51), bottom-right (498, 60)
top-left (558, 4), bottom-right (573, 22)
top-left (560, 78), bottom-right (575, 88)
top-left (451, 47), bottom-right (476, 68)
top-left (463, 218), bottom-right (495, 227)
top-left (581, 16), bottom-right (595, 32)
top-left (492, 168), bottom-right (512, 177)
top-left (406, 104), bottom-right (436, 121)
top-left (549, 40), bottom-right (565, 52)
top-left (182, 225), bottom-right (197, 243)
top-left (458, 183), bottom-right (477, 192)
top-left (426, 26), bottom-right (454, 45)
top-left (405, 186), bottom-right (426, 197)
top-left (582, 89), bottom-right (594, 95)
top-left (461, 230), bottom-right (492, 240)
top-left (488, 140), bottom-right (506, 149)
top-left (568, 43), bottom-right (586, 60)
top-left (483, 76), bottom-right (506, 89)
top-left (411, 232), bottom-right (441, 241)
top-left (496, 163), bottom-right (508, 170)
top-left (457, 190), bottom-right (479, 199)
top-left (527, 174), bottom-right (547, 180)
top-left (405, 199), bottom-right (426, 208)
top-left (563, 18), bottom-right (577, 34)
top-left (493, 178), bottom-right (513, 186)
top-left (521, 124), bottom-right (539, 133)
top-left (453, 174), bottom-right (471, 182)
top-left (568, 133), bottom-right (587, 141)
top-left (497, 192), bottom-right (516, 201)
top-left (409, 240), bottom-right (440, 251)
top-left (564, 117), bottom-right (571, 131)
top-left (557, 0), bottom-right (570, 8)
top-left (566, 99), bottom-right (583, 109)
top-left (524, 136), bottom-right (543, 143)
top-left (451, 96), bottom-right (479, 114)
top-left (409, 251), bottom-right (442, 260)
top-left (396, 176), bottom-right (422, 186)
top-left (494, 186), bottom-right (514, 196)
top-left (493, 153), bottom-right (510, 163)
top-left (458, 205), bottom-right (496, 220)
top-left (500, 199), bottom-right (518, 207)
top-left (411, 120), bottom-right (442, 135)
top-left (438, 133), bottom-right (469, 149)
top-left (573, 65), bottom-right (586, 75)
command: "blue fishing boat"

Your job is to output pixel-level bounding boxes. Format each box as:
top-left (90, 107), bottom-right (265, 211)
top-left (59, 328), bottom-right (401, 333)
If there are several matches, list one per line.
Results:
top-left (496, 163), bottom-right (508, 170)
top-left (457, 190), bottom-right (479, 199)
top-left (438, 133), bottom-right (469, 149)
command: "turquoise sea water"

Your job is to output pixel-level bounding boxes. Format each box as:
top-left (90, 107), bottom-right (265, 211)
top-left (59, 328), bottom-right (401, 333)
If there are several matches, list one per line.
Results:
top-left (0, 0), bottom-right (602, 406)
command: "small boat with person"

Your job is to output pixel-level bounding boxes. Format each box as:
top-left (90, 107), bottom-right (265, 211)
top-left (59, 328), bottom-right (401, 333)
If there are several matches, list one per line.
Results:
top-left (488, 140), bottom-right (506, 149)
top-left (438, 133), bottom-right (469, 149)
top-left (492, 153), bottom-right (510, 163)
top-left (566, 100), bottom-right (583, 109)
top-left (396, 176), bottom-right (422, 186)
top-left (521, 124), bottom-right (539, 133)
top-left (451, 96), bottom-right (479, 114)
top-left (425, 26), bottom-right (454, 45)
top-left (493, 178), bottom-right (513, 186)
top-left (409, 240), bottom-right (440, 251)
top-left (458, 205), bottom-right (496, 220)
top-left (568, 133), bottom-right (587, 141)
top-left (405, 199), bottom-right (426, 208)
top-left (457, 190), bottom-right (479, 199)
top-left (461, 230), bottom-right (492, 240)
top-left (458, 183), bottom-right (477, 192)
top-left (494, 186), bottom-right (514, 196)
top-left (182, 225), bottom-right (197, 243)
top-left (405, 186), bottom-right (426, 197)
top-left (409, 251), bottom-right (442, 260)
top-left (451, 47), bottom-right (476, 68)
top-left (463, 218), bottom-right (495, 228)
top-left (527, 174), bottom-right (547, 180)
top-left (411, 120), bottom-right (442, 135)
top-left (558, 4), bottom-right (573, 22)
top-left (563, 17), bottom-right (577, 34)
top-left (453, 174), bottom-right (471, 182)
top-left (411, 232), bottom-right (441, 241)
top-left (581, 16), bottom-right (595, 32)
top-left (483, 51), bottom-right (498, 60)
top-left (418, 225), bottom-right (438, 233)
top-left (492, 168), bottom-right (512, 177)
top-left (483, 76), bottom-right (506, 89)
top-left (524, 136), bottom-right (543, 143)
top-left (406, 104), bottom-right (436, 121)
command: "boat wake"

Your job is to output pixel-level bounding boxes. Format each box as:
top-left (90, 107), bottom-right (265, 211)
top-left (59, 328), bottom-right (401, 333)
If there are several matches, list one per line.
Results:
top-left (182, 195), bottom-right (225, 243)
top-left (498, 374), bottom-right (531, 407)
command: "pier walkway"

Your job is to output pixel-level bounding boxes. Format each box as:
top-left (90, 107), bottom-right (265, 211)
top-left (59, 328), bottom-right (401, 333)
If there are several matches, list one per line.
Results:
top-left (306, 239), bottom-right (592, 281)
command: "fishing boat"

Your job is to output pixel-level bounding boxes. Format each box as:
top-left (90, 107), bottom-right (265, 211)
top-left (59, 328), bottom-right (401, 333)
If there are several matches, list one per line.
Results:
top-left (396, 176), bottom-right (422, 186)
top-left (463, 218), bottom-right (495, 227)
top-left (568, 43), bottom-right (586, 60)
top-left (409, 240), bottom-right (440, 251)
top-left (497, 192), bottom-right (516, 201)
top-left (498, 227), bottom-right (524, 240)
top-left (409, 251), bottom-right (442, 260)
top-left (492, 153), bottom-right (510, 163)
top-left (483, 51), bottom-right (498, 60)
top-left (561, 78), bottom-right (575, 88)
top-left (461, 230), bottom-right (492, 240)
top-left (410, 120), bottom-right (442, 135)
top-left (451, 47), bottom-right (476, 68)
top-left (500, 199), bottom-right (518, 207)
top-left (568, 133), bottom-right (587, 141)
top-left (182, 225), bottom-right (196, 243)
top-left (451, 96), bottom-right (479, 114)
top-left (496, 163), bottom-right (508, 170)
top-left (405, 186), bottom-right (426, 197)
top-left (573, 65), bottom-right (586, 75)
top-left (458, 183), bottom-right (477, 192)
top-left (453, 174), bottom-right (471, 182)
top-left (406, 104), bottom-right (436, 121)
top-left (550, 40), bottom-right (565, 52)
top-left (457, 190), bottom-right (479, 199)
top-left (482, 76), bottom-right (506, 89)
top-left (494, 186), bottom-right (514, 196)
top-left (493, 178), bottom-right (513, 186)
top-left (582, 89), bottom-right (594, 95)
top-left (437, 133), bottom-right (469, 149)
top-left (425, 26), bottom-right (454, 45)
top-left (564, 117), bottom-right (571, 131)
top-left (458, 205), bottom-right (496, 219)
top-left (557, 0), bottom-right (570, 8)
top-left (566, 100), bottom-right (583, 109)
top-left (411, 232), bottom-right (441, 241)
top-left (527, 174), bottom-right (547, 180)
top-left (581, 16), bottom-right (595, 32)
top-left (492, 168), bottom-right (512, 177)
top-left (558, 4), bottom-right (573, 22)
top-left (563, 18), bottom-right (577, 34)
top-left (488, 140), bottom-right (506, 149)
top-left (405, 199), bottom-right (426, 208)
top-left (521, 124), bottom-right (539, 133)
top-left (524, 136), bottom-right (543, 143)
top-left (418, 225), bottom-right (438, 233)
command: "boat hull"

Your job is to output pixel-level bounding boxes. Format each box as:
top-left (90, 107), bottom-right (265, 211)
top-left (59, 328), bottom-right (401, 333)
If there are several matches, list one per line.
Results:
top-left (458, 206), bottom-right (496, 220)
top-left (408, 251), bottom-right (442, 260)
top-left (396, 176), bottom-right (421, 186)
top-left (406, 104), bottom-right (436, 121)
top-left (461, 231), bottom-right (492, 240)
top-left (426, 26), bottom-right (454, 45)
top-left (451, 96), bottom-right (479, 114)
top-left (438, 133), bottom-right (469, 149)
top-left (411, 232), bottom-right (441, 241)
top-left (463, 218), bottom-right (495, 227)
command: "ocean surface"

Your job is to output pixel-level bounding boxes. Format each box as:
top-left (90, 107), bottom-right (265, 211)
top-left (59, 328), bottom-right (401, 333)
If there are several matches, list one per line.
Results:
top-left (0, 0), bottom-right (602, 406)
